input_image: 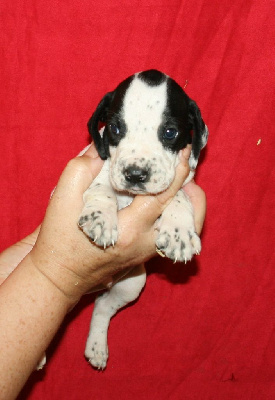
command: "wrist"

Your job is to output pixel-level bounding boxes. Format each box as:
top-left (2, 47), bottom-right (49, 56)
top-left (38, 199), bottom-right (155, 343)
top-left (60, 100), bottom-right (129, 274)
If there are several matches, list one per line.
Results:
top-left (27, 251), bottom-right (86, 308)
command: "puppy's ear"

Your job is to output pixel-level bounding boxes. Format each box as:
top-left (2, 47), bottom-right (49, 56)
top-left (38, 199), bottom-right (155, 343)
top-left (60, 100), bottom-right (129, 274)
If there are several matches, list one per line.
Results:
top-left (188, 99), bottom-right (209, 170)
top-left (87, 92), bottom-right (113, 160)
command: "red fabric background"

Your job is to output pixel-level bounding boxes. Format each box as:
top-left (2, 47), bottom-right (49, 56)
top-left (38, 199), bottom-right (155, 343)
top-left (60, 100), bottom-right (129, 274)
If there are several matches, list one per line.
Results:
top-left (1, 0), bottom-right (274, 399)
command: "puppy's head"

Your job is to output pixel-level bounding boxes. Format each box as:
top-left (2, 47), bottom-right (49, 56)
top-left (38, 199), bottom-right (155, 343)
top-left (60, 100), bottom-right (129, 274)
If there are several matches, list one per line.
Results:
top-left (88, 70), bottom-right (208, 194)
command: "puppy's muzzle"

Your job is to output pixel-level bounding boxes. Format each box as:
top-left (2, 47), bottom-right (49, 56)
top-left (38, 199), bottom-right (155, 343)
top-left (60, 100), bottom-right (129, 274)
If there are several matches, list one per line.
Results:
top-left (124, 165), bottom-right (150, 184)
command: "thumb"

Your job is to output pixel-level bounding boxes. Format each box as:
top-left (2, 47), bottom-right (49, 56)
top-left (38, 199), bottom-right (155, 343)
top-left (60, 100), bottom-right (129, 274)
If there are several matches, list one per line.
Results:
top-left (129, 146), bottom-right (191, 226)
top-left (52, 143), bottom-right (104, 207)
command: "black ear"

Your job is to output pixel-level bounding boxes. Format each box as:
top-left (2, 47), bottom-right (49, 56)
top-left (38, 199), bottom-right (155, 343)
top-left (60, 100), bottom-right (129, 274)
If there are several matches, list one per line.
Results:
top-left (87, 92), bottom-right (113, 160)
top-left (188, 99), bottom-right (209, 170)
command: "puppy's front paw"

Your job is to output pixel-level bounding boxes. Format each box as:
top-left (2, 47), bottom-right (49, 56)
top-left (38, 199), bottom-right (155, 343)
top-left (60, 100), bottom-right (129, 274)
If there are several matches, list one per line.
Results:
top-left (85, 341), bottom-right (109, 370)
top-left (156, 221), bottom-right (201, 263)
top-left (78, 208), bottom-right (118, 248)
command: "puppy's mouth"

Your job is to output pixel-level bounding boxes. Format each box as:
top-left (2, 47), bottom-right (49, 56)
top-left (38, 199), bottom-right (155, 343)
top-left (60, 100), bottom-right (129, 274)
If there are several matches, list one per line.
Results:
top-left (109, 158), bottom-right (175, 195)
top-left (125, 183), bottom-right (147, 194)
top-left (113, 179), bottom-right (170, 195)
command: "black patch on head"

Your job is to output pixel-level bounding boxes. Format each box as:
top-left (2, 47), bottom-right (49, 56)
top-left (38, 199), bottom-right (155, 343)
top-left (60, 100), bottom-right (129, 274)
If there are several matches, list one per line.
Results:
top-left (104, 75), bottom-right (135, 149)
top-left (138, 69), bottom-right (166, 86)
top-left (87, 92), bottom-right (114, 159)
top-left (158, 77), bottom-right (190, 153)
top-left (109, 75), bottom-right (134, 115)
top-left (87, 75), bottom-right (134, 159)
top-left (157, 75), bottom-right (208, 165)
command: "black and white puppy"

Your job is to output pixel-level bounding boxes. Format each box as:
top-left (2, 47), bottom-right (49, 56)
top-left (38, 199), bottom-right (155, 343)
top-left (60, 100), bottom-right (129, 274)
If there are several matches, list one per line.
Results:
top-left (79, 70), bottom-right (208, 369)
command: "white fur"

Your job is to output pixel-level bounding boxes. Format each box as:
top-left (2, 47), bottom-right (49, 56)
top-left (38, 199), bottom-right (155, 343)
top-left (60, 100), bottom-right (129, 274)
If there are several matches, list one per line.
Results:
top-left (85, 264), bottom-right (146, 369)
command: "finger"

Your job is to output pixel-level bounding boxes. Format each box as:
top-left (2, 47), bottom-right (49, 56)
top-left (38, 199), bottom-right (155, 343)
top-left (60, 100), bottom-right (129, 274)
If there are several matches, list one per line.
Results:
top-left (76, 142), bottom-right (99, 159)
top-left (52, 147), bottom-right (104, 206)
top-left (130, 146), bottom-right (191, 225)
top-left (183, 180), bottom-right (206, 235)
top-left (155, 146), bottom-right (191, 207)
top-left (81, 142), bottom-right (100, 159)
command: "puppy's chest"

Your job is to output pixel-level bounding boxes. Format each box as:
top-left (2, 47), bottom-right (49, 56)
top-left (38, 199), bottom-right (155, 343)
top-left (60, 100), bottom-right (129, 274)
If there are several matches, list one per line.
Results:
top-left (116, 192), bottom-right (134, 210)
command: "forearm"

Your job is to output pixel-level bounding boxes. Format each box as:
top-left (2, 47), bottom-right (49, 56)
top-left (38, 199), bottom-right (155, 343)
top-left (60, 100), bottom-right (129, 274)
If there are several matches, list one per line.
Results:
top-left (0, 255), bottom-right (73, 400)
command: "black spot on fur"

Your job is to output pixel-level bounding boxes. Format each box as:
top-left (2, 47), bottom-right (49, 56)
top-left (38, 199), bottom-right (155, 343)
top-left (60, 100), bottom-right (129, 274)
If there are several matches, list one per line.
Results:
top-left (170, 250), bottom-right (175, 259)
top-left (180, 241), bottom-right (186, 251)
top-left (79, 215), bottom-right (89, 226)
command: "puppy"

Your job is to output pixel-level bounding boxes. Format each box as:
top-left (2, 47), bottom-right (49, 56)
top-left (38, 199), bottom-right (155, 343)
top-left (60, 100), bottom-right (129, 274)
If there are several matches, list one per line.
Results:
top-left (79, 70), bottom-right (208, 369)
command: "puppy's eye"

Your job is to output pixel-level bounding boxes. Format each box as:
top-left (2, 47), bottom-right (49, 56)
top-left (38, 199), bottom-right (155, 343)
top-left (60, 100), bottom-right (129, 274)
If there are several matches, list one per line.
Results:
top-left (109, 124), bottom-right (120, 135)
top-left (163, 128), bottom-right (178, 140)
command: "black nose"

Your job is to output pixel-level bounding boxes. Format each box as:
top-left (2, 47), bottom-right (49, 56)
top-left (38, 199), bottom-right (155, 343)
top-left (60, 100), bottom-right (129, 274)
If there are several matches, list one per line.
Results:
top-left (124, 165), bottom-right (149, 184)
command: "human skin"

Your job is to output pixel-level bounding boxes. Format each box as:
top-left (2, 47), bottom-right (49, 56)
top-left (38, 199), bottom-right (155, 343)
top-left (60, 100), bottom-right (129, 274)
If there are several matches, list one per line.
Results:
top-left (0, 144), bottom-right (206, 399)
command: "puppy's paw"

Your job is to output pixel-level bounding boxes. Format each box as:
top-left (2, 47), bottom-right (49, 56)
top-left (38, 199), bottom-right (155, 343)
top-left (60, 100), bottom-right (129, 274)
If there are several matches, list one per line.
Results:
top-left (156, 221), bottom-right (201, 263)
top-left (78, 208), bottom-right (118, 248)
top-left (85, 341), bottom-right (109, 370)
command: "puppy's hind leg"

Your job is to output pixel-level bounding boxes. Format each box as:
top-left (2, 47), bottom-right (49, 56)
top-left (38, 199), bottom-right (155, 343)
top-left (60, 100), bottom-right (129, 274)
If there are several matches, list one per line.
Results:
top-left (85, 264), bottom-right (146, 370)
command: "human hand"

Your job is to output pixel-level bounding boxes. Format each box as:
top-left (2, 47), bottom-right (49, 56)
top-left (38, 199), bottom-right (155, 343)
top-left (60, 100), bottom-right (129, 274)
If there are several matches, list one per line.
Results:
top-left (26, 144), bottom-right (196, 304)
top-left (0, 144), bottom-right (206, 304)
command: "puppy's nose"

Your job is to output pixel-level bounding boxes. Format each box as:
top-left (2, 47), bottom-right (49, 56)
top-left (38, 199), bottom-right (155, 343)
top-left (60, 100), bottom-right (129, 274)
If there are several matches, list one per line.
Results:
top-left (124, 165), bottom-right (149, 184)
